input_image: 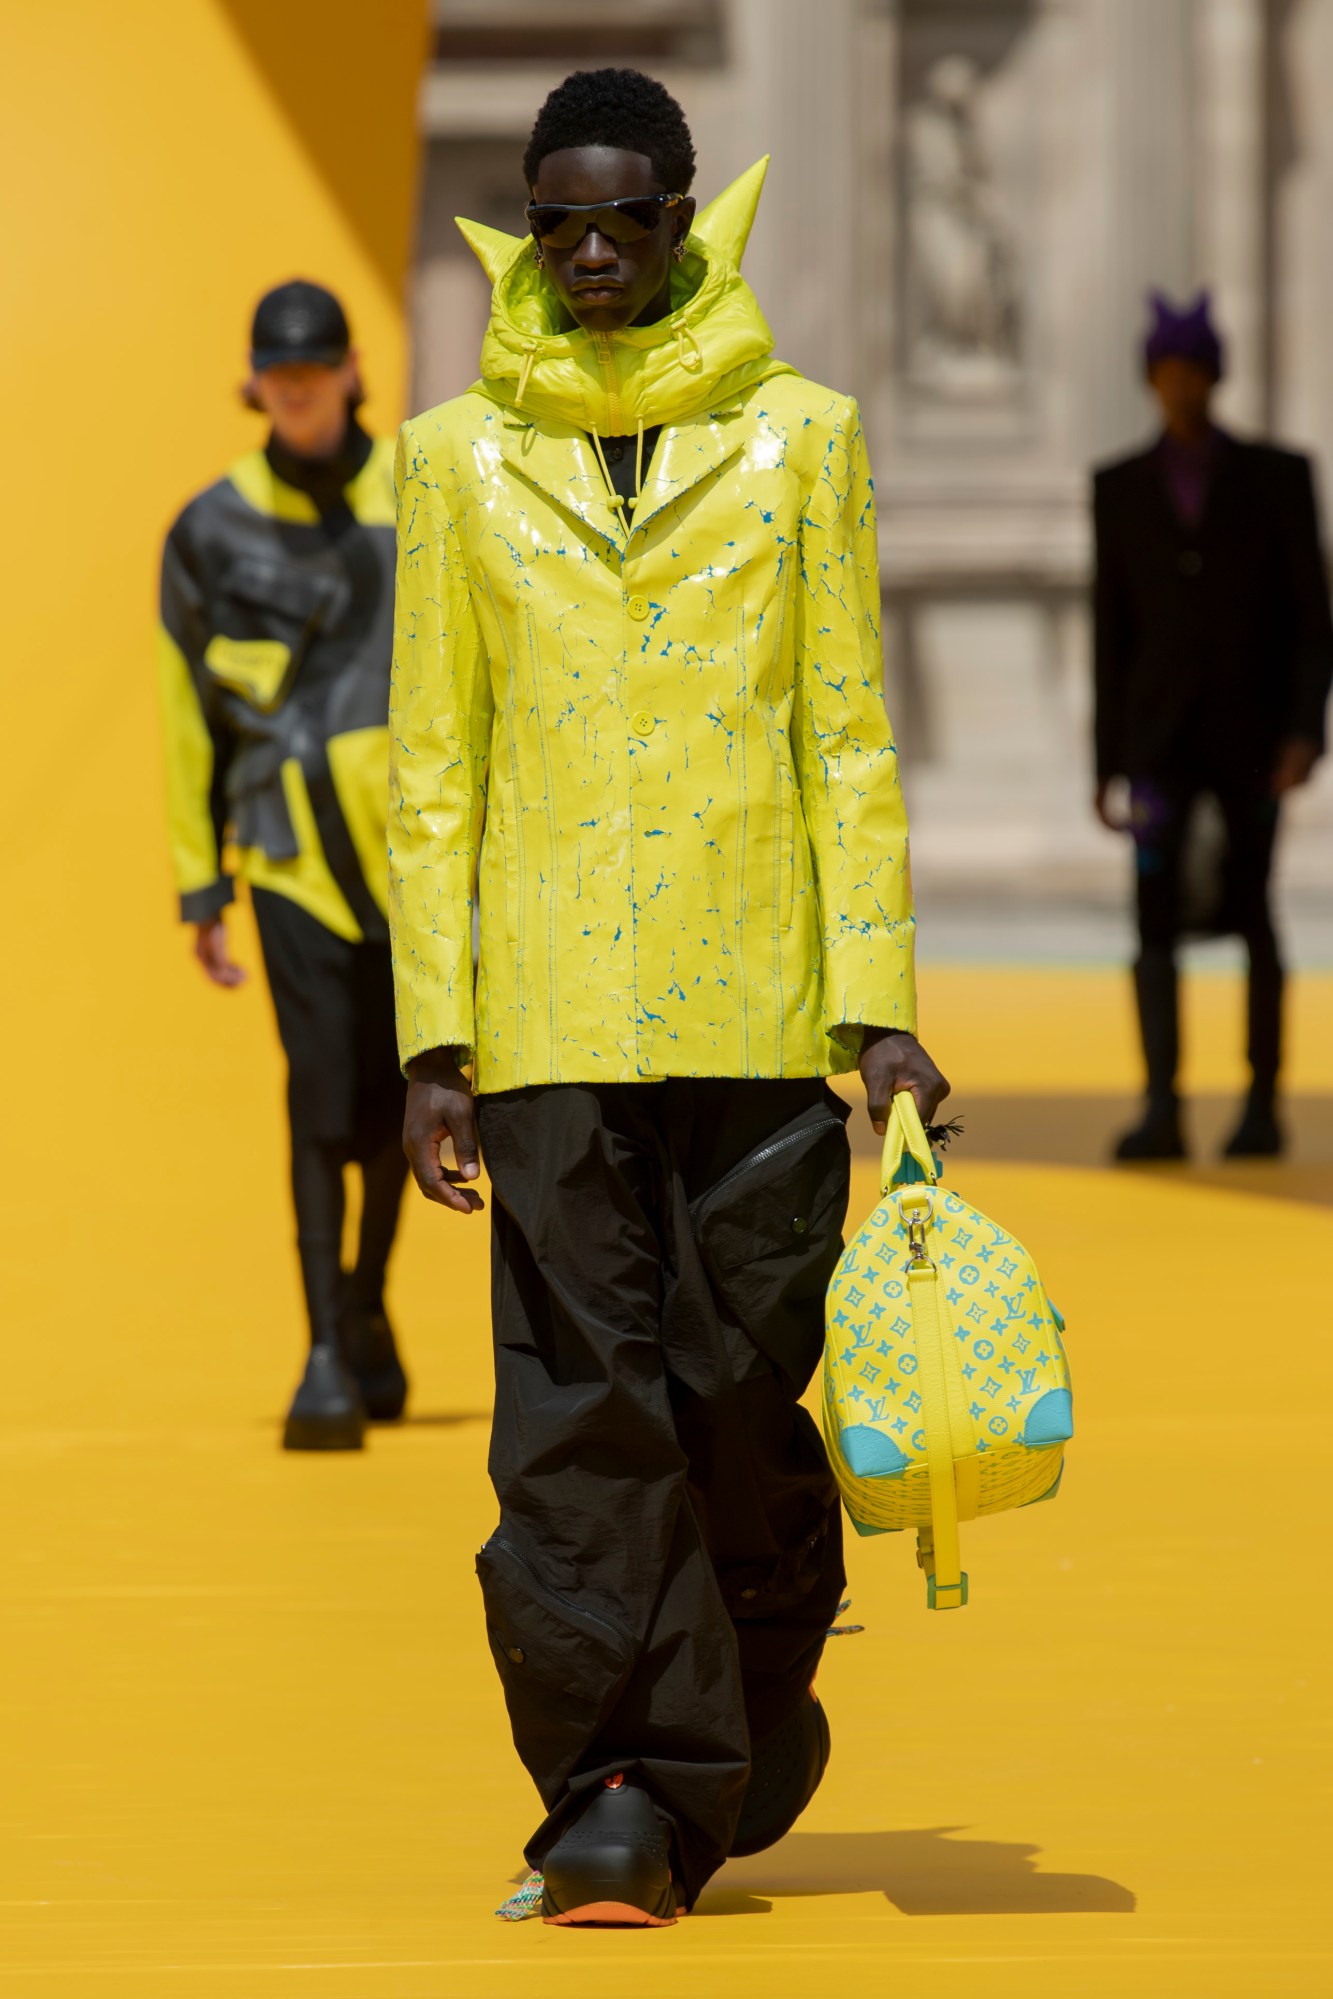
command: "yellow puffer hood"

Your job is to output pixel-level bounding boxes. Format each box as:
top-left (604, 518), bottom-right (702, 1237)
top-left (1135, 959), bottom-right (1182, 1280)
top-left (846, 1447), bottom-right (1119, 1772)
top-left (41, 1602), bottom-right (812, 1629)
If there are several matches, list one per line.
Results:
top-left (456, 157), bottom-right (795, 431)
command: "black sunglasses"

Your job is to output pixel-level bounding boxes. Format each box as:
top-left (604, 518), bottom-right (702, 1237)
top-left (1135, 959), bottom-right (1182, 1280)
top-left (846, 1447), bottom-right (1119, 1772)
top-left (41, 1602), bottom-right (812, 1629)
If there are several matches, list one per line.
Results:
top-left (525, 192), bottom-right (685, 250)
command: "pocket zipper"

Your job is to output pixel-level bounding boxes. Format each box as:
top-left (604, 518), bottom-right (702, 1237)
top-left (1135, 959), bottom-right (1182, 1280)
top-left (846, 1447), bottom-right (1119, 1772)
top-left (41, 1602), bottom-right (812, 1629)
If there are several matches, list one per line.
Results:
top-left (702, 1114), bottom-right (844, 1206)
top-left (486, 1533), bottom-right (629, 1650)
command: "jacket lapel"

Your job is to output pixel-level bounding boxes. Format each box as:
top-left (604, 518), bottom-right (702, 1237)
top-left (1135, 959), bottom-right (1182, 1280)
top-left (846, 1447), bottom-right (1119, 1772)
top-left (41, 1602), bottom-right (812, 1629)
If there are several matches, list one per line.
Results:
top-left (630, 406), bottom-right (748, 538)
top-left (496, 415), bottom-right (624, 554)
top-left (494, 404), bottom-right (749, 550)
top-left (1137, 428), bottom-right (1239, 544)
top-left (1195, 430), bottom-right (1243, 542)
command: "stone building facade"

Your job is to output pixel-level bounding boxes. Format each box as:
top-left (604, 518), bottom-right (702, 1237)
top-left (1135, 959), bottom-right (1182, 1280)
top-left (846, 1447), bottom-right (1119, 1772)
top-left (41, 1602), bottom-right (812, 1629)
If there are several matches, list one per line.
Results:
top-left (413, 0), bottom-right (1333, 901)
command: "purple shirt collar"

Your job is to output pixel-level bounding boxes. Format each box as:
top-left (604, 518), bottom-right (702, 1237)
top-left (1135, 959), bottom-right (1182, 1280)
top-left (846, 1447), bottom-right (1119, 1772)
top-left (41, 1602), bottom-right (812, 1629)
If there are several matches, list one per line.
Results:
top-left (1157, 424), bottom-right (1224, 528)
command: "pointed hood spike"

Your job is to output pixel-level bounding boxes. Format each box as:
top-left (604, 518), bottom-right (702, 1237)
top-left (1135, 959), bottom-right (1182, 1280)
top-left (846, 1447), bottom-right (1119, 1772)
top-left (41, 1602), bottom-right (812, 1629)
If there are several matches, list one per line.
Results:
top-left (456, 216), bottom-right (526, 286)
top-left (691, 157), bottom-right (769, 269)
top-left (466, 154), bottom-right (792, 432)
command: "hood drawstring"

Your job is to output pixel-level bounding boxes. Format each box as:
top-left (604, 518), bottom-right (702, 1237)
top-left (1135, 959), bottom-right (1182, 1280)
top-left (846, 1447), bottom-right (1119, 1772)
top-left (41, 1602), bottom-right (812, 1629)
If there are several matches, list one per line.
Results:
top-left (675, 323), bottom-right (704, 374)
top-left (590, 417), bottom-right (647, 532)
top-left (515, 341), bottom-right (538, 409)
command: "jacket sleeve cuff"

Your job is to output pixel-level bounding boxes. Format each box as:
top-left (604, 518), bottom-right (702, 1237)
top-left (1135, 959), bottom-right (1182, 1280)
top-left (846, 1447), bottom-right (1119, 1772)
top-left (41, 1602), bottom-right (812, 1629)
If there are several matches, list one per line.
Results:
top-left (180, 877), bottom-right (234, 923)
top-left (401, 1040), bottom-right (473, 1077)
top-left (395, 1003), bottom-right (476, 1079)
top-left (823, 923), bottom-right (918, 1047)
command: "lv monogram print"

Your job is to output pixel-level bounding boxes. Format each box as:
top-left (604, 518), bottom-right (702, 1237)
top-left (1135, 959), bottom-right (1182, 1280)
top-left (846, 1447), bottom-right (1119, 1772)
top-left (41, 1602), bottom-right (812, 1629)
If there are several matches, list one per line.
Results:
top-left (822, 1185), bottom-right (1073, 1538)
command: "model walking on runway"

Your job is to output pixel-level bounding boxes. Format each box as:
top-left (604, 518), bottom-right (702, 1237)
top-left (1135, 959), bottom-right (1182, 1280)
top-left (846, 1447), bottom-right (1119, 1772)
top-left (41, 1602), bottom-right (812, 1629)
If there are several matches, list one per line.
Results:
top-left (158, 281), bottom-right (410, 1449)
top-left (1093, 292), bottom-right (1333, 1160)
top-left (390, 69), bottom-right (948, 1924)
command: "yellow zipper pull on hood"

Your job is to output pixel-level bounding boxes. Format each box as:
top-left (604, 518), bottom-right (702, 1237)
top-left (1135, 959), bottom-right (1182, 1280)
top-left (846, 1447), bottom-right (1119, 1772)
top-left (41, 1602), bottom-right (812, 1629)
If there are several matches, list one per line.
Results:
top-left (457, 157), bottom-right (797, 435)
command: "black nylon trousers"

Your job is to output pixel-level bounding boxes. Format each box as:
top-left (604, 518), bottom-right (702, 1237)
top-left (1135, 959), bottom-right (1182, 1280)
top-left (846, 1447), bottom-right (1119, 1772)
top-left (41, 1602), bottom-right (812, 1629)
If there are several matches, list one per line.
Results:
top-left (474, 1077), bottom-right (851, 1909)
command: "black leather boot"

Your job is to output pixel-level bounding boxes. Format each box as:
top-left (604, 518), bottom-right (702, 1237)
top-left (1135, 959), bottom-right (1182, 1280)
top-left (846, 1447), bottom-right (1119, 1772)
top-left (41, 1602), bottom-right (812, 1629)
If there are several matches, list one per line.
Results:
top-left (1113, 1095), bottom-right (1187, 1161)
top-left (283, 1228), bottom-right (367, 1450)
top-left (342, 1302), bottom-right (409, 1422)
top-left (1117, 950), bottom-right (1186, 1160)
top-left (730, 1687), bottom-right (830, 1858)
top-left (541, 1775), bottom-right (677, 1927)
top-left (346, 1142), bottom-right (409, 1419)
top-left (1222, 1088), bottom-right (1284, 1158)
top-left (282, 1345), bottom-right (367, 1451)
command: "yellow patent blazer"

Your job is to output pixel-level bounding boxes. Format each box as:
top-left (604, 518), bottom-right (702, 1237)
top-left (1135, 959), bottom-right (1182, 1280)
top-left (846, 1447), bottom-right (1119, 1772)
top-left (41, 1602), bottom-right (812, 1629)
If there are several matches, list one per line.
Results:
top-left (389, 161), bottom-right (916, 1091)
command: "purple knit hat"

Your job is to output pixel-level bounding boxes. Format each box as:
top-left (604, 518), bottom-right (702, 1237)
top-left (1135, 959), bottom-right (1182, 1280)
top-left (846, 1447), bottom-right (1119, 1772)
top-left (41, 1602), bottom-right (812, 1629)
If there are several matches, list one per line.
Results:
top-left (1143, 290), bottom-right (1225, 378)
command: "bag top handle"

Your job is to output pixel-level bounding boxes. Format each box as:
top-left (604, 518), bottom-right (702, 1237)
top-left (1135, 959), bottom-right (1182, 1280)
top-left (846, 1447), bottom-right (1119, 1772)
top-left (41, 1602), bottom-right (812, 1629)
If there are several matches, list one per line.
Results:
top-left (879, 1089), bottom-right (937, 1196)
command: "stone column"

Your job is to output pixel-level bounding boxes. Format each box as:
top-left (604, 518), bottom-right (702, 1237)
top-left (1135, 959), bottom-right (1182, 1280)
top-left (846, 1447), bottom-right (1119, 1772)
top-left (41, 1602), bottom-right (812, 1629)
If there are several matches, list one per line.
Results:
top-left (1270, 0), bottom-right (1333, 454)
top-left (1079, 0), bottom-right (1197, 462)
top-left (1193, 0), bottom-right (1268, 430)
top-left (724, 0), bottom-right (861, 394)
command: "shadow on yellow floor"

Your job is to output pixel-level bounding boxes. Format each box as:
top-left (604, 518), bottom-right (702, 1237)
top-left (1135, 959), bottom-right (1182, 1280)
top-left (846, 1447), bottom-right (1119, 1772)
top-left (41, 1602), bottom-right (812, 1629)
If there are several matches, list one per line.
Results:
top-left (709, 1825), bottom-right (1135, 1915)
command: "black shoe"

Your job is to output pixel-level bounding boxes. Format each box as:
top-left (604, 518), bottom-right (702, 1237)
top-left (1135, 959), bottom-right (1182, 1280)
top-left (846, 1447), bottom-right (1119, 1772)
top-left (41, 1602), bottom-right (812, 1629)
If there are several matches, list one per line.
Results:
top-left (342, 1305), bottom-right (409, 1421)
top-left (1222, 1100), bottom-right (1284, 1158)
top-left (1113, 1100), bottom-right (1186, 1162)
top-left (541, 1775), bottom-right (677, 1927)
top-left (282, 1345), bottom-right (367, 1451)
top-left (730, 1689), bottom-right (831, 1858)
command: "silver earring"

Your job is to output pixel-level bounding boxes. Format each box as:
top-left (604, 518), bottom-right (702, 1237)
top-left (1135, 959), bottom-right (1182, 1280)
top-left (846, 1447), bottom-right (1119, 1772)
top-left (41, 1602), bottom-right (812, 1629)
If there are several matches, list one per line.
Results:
top-left (673, 242), bottom-right (685, 263)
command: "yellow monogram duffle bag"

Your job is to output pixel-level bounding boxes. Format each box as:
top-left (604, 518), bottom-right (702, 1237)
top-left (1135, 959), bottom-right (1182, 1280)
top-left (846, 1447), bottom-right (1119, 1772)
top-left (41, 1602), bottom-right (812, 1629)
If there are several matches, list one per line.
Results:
top-left (822, 1093), bottom-right (1072, 1609)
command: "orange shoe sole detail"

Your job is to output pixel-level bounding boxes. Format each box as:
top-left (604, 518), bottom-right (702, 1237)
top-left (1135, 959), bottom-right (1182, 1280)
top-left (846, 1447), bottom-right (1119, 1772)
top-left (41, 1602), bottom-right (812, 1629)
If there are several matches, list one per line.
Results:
top-left (543, 1899), bottom-right (678, 1927)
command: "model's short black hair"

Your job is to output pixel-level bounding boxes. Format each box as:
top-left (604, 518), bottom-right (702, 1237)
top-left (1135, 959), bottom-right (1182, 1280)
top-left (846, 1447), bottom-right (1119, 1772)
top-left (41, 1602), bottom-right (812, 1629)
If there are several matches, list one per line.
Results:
top-left (523, 68), bottom-right (696, 192)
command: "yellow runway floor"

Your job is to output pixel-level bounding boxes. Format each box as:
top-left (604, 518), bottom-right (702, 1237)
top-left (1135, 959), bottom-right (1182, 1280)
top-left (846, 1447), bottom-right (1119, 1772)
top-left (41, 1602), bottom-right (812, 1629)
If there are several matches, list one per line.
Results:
top-left (4, 959), bottom-right (1332, 1997)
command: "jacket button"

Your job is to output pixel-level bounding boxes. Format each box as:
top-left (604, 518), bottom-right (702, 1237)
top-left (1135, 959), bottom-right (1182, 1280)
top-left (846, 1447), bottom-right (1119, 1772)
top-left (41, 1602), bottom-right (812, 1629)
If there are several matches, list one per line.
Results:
top-left (506, 1646), bottom-right (525, 1665)
top-left (632, 710), bottom-right (656, 737)
top-left (792, 1216), bottom-right (809, 1233)
top-left (628, 594), bottom-right (650, 620)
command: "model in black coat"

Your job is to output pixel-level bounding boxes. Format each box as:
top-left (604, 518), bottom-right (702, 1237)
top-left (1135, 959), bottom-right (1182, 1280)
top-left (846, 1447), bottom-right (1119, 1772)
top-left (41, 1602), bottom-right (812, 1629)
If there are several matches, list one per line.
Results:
top-left (1092, 334), bottom-right (1333, 1159)
top-left (1094, 435), bottom-right (1331, 788)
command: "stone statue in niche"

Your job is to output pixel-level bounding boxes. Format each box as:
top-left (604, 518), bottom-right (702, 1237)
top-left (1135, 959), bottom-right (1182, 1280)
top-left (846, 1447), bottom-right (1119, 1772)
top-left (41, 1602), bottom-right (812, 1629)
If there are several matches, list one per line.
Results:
top-left (905, 53), bottom-right (1022, 396)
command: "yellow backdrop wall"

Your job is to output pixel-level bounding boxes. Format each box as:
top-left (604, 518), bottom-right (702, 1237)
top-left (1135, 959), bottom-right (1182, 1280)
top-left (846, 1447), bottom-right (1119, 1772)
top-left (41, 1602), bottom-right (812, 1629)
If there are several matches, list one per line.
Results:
top-left (1, 2), bottom-right (428, 1408)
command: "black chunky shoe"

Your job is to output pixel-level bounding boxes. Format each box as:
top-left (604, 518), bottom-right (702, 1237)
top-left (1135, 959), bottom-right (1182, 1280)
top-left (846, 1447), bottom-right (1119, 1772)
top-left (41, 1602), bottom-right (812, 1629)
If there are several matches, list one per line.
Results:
top-left (730, 1688), bottom-right (831, 1858)
top-left (1222, 1099), bottom-right (1284, 1159)
top-left (281, 1345), bottom-right (367, 1451)
top-left (342, 1306), bottom-right (409, 1421)
top-left (541, 1775), bottom-right (677, 1927)
top-left (1113, 1099), bottom-right (1187, 1162)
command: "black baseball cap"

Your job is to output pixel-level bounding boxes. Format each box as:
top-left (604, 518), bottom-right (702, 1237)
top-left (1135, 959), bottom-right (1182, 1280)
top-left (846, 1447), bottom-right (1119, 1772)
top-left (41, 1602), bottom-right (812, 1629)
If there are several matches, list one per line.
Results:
top-left (250, 280), bottom-right (351, 372)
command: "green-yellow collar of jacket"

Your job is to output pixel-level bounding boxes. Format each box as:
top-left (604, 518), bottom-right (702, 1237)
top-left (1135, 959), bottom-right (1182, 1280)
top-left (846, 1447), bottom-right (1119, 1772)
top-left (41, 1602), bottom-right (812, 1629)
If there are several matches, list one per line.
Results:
top-left (455, 157), bottom-right (797, 433)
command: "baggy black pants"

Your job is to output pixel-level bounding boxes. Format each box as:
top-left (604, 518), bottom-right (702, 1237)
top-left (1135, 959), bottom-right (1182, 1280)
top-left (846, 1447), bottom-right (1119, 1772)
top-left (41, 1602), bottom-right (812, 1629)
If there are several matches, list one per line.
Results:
top-left (474, 1077), bottom-right (852, 1908)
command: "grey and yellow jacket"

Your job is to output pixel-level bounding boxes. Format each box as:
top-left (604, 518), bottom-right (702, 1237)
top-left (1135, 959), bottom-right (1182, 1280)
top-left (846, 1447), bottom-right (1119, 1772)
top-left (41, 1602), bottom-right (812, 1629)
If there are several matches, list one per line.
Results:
top-left (157, 421), bottom-right (396, 942)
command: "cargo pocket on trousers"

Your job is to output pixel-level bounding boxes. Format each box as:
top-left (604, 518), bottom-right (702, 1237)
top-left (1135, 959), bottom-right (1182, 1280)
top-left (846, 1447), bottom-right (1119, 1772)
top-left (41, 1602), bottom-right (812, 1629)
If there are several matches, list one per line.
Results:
top-left (691, 1093), bottom-right (852, 1394)
top-left (476, 1532), bottom-right (635, 1797)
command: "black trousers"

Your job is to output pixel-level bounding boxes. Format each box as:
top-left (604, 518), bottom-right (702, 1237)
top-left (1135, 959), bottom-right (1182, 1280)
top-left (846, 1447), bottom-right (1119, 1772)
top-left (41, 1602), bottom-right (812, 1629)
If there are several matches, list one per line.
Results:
top-left (474, 1077), bottom-right (852, 1909)
top-left (1129, 770), bottom-right (1284, 1097)
top-left (251, 889), bottom-right (407, 1345)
